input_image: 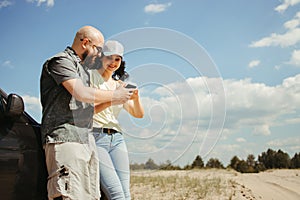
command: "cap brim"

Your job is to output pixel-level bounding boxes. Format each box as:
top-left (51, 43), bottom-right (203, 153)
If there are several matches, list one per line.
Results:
top-left (103, 52), bottom-right (123, 57)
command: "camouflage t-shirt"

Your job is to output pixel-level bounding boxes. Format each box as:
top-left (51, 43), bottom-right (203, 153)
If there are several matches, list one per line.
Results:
top-left (40, 47), bottom-right (93, 144)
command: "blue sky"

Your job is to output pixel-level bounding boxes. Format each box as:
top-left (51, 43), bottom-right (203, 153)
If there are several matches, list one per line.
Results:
top-left (0, 0), bottom-right (300, 166)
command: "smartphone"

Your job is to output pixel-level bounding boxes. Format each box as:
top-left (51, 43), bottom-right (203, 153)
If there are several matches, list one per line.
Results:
top-left (125, 83), bottom-right (137, 89)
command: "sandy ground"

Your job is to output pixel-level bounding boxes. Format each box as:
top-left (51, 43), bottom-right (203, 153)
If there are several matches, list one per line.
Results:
top-left (234, 169), bottom-right (300, 200)
top-left (130, 169), bottom-right (300, 200)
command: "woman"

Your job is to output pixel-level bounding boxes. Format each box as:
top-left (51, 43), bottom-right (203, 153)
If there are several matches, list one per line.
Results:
top-left (90, 40), bottom-right (144, 200)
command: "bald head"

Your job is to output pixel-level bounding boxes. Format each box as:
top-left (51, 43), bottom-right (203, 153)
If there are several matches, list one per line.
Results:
top-left (72, 25), bottom-right (104, 59)
top-left (75, 26), bottom-right (104, 43)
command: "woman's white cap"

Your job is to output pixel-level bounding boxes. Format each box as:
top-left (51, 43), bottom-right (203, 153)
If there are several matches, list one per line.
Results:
top-left (102, 40), bottom-right (124, 57)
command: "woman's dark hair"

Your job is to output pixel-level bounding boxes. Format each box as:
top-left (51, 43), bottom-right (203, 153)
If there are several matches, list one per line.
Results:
top-left (112, 60), bottom-right (129, 81)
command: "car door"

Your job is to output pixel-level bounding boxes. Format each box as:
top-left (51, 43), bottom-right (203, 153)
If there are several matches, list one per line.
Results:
top-left (0, 88), bottom-right (47, 200)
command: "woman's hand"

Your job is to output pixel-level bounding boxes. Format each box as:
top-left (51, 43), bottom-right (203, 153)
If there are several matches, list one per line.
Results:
top-left (130, 89), bottom-right (139, 101)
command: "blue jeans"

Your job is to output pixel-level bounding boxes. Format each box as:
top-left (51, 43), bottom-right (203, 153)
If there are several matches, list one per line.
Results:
top-left (93, 132), bottom-right (130, 200)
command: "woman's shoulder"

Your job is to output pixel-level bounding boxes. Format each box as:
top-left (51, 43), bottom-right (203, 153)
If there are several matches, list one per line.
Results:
top-left (90, 70), bottom-right (104, 84)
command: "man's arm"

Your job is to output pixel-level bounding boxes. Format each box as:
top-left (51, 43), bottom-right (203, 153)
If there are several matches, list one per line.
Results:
top-left (62, 78), bottom-right (133, 104)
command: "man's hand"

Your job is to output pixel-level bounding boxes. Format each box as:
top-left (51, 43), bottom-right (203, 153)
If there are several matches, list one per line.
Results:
top-left (112, 84), bottom-right (134, 104)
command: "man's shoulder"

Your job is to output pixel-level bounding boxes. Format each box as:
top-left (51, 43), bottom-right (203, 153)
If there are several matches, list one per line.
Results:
top-left (49, 47), bottom-right (79, 63)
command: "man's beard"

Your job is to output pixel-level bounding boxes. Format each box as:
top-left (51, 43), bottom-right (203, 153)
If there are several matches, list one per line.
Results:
top-left (81, 50), bottom-right (102, 70)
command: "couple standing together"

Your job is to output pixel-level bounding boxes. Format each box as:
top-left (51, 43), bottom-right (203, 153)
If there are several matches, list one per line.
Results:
top-left (40, 25), bottom-right (144, 200)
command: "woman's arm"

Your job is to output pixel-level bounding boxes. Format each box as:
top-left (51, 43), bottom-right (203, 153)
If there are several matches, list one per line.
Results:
top-left (94, 102), bottom-right (112, 114)
top-left (123, 90), bottom-right (144, 118)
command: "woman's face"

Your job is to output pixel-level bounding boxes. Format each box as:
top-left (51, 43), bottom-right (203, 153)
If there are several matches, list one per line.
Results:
top-left (102, 55), bottom-right (122, 72)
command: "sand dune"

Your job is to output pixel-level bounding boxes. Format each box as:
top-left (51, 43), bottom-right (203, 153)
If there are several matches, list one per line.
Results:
top-left (130, 169), bottom-right (300, 200)
top-left (234, 169), bottom-right (300, 200)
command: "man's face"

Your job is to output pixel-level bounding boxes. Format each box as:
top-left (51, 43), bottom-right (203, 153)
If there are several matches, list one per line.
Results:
top-left (79, 36), bottom-right (103, 69)
top-left (81, 48), bottom-right (102, 69)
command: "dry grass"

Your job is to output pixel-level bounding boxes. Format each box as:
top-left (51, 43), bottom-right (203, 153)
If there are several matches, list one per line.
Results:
top-left (130, 169), bottom-right (234, 200)
top-left (130, 169), bottom-right (300, 200)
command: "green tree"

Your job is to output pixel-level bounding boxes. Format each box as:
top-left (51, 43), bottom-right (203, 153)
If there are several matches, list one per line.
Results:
top-left (206, 158), bottom-right (224, 169)
top-left (246, 154), bottom-right (256, 172)
top-left (258, 148), bottom-right (276, 169)
top-left (258, 149), bottom-right (290, 169)
top-left (229, 156), bottom-right (240, 170)
top-left (236, 160), bottom-right (249, 173)
top-left (246, 154), bottom-right (256, 167)
top-left (130, 162), bottom-right (145, 170)
top-left (191, 155), bottom-right (204, 169)
top-left (291, 153), bottom-right (300, 168)
top-left (274, 149), bottom-right (290, 168)
top-left (159, 160), bottom-right (182, 170)
top-left (145, 158), bottom-right (158, 170)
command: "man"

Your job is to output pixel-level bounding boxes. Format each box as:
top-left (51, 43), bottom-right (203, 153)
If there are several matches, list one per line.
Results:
top-left (40, 25), bottom-right (133, 200)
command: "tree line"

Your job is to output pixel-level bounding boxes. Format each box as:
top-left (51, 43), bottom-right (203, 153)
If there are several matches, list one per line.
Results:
top-left (130, 148), bottom-right (300, 173)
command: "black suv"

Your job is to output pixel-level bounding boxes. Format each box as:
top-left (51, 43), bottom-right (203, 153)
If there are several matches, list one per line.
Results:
top-left (0, 88), bottom-right (47, 199)
top-left (0, 88), bottom-right (108, 200)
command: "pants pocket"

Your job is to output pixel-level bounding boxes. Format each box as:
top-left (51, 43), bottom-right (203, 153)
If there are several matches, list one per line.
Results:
top-left (47, 165), bottom-right (71, 198)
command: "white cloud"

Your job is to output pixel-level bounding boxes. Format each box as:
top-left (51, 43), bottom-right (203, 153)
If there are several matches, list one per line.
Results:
top-left (26, 0), bottom-right (54, 7)
top-left (275, 0), bottom-right (300, 13)
top-left (236, 137), bottom-right (246, 142)
top-left (284, 117), bottom-right (300, 124)
top-left (249, 28), bottom-right (300, 48)
top-left (0, 0), bottom-right (12, 8)
top-left (195, 74), bottom-right (300, 131)
top-left (284, 12), bottom-right (300, 29)
top-left (274, 65), bottom-right (281, 70)
top-left (248, 60), bottom-right (260, 68)
top-left (267, 137), bottom-right (300, 150)
top-left (1, 60), bottom-right (14, 69)
top-left (22, 95), bottom-right (40, 105)
top-left (125, 74), bottom-right (300, 165)
top-left (250, 12), bottom-right (300, 48)
top-left (287, 49), bottom-right (300, 67)
top-left (22, 95), bottom-right (42, 121)
top-left (223, 75), bottom-right (300, 131)
top-left (253, 124), bottom-right (271, 136)
top-left (144, 2), bottom-right (172, 14)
